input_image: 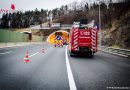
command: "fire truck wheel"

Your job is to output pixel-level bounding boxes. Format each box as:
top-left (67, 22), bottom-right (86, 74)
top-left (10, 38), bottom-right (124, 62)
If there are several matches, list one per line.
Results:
top-left (89, 52), bottom-right (94, 58)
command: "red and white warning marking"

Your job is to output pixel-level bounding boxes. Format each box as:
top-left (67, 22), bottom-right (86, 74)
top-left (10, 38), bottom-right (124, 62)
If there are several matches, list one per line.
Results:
top-left (73, 28), bottom-right (78, 51)
top-left (91, 28), bottom-right (97, 51)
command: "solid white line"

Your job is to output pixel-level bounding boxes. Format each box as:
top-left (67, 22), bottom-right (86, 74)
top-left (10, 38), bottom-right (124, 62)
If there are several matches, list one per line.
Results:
top-left (65, 46), bottom-right (77, 90)
top-left (0, 51), bottom-right (13, 55)
top-left (29, 52), bottom-right (39, 58)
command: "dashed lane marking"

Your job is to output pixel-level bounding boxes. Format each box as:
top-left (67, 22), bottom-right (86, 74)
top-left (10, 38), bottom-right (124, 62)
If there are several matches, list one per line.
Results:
top-left (23, 52), bottom-right (39, 60)
top-left (0, 51), bottom-right (13, 55)
top-left (29, 52), bottom-right (39, 58)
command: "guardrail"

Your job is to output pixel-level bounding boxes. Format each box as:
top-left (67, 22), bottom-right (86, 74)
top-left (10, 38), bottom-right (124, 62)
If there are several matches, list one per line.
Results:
top-left (99, 46), bottom-right (130, 58)
top-left (30, 24), bottom-right (72, 30)
top-left (61, 24), bottom-right (72, 27)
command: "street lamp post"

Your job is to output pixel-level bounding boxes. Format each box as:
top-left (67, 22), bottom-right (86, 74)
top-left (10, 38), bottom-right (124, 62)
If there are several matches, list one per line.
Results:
top-left (98, 0), bottom-right (102, 47)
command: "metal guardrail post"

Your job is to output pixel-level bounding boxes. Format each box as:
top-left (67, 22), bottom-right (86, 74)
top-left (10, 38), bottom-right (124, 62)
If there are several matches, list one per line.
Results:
top-left (128, 54), bottom-right (130, 59)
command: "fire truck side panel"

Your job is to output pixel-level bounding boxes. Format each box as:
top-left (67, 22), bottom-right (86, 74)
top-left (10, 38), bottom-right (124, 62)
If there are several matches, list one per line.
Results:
top-left (69, 27), bottom-right (78, 52)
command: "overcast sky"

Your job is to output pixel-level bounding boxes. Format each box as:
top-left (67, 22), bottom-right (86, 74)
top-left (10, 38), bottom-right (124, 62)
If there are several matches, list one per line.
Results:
top-left (0, 0), bottom-right (118, 18)
top-left (0, 0), bottom-right (87, 11)
top-left (0, 0), bottom-right (88, 18)
top-left (1, 0), bottom-right (118, 11)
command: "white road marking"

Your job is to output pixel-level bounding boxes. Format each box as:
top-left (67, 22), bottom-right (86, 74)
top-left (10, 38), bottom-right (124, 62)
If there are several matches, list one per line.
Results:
top-left (0, 51), bottom-right (13, 55)
top-left (29, 52), bottom-right (39, 58)
top-left (23, 52), bottom-right (39, 60)
top-left (65, 46), bottom-right (77, 90)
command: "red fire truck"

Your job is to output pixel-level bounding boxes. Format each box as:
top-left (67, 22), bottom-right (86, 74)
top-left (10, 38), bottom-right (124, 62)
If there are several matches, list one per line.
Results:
top-left (69, 22), bottom-right (98, 57)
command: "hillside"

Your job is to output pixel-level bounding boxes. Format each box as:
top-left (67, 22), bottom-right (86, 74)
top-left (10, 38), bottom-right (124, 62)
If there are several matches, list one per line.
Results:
top-left (102, 9), bottom-right (130, 49)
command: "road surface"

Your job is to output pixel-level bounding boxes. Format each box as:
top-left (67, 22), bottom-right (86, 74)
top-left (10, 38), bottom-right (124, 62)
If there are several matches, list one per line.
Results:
top-left (0, 44), bottom-right (130, 90)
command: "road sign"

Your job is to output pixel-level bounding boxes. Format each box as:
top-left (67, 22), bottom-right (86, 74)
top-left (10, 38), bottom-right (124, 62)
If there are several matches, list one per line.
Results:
top-left (56, 35), bottom-right (62, 40)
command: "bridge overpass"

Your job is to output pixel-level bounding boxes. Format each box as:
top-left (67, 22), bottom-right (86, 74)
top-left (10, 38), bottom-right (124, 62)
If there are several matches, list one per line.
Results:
top-left (30, 24), bottom-right (72, 30)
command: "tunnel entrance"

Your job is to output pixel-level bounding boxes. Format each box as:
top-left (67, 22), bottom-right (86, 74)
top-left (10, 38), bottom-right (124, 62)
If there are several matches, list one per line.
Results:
top-left (47, 30), bottom-right (70, 44)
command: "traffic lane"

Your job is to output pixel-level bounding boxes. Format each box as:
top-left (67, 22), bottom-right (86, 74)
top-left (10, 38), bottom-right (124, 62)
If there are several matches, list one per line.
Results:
top-left (0, 45), bottom-right (53, 90)
top-left (0, 46), bottom-right (69, 90)
top-left (0, 43), bottom-right (47, 53)
top-left (0, 43), bottom-right (51, 76)
top-left (68, 51), bottom-right (130, 90)
top-left (0, 44), bottom-right (37, 54)
top-left (0, 44), bottom-right (51, 72)
top-left (0, 43), bottom-right (51, 59)
top-left (23, 47), bottom-right (69, 90)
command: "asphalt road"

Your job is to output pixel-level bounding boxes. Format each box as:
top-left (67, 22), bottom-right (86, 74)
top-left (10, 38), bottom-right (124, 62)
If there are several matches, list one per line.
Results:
top-left (0, 44), bottom-right (130, 90)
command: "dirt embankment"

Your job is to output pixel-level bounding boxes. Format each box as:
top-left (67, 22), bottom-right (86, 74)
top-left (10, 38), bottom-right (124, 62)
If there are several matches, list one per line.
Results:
top-left (102, 10), bottom-right (130, 49)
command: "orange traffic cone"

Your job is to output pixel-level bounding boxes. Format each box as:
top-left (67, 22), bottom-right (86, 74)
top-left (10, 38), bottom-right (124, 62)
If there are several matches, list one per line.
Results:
top-left (24, 51), bottom-right (30, 63)
top-left (42, 48), bottom-right (44, 53)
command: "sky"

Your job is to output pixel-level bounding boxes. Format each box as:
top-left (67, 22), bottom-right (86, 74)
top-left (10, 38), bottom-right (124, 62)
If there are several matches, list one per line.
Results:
top-left (0, 0), bottom-right (118, 18)
top-left (0, 0), bottom-right (88, 18)
top-left (1, 0), bottom-right (118, 11)
top-left (0, 0), bottom-right (85, 11)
